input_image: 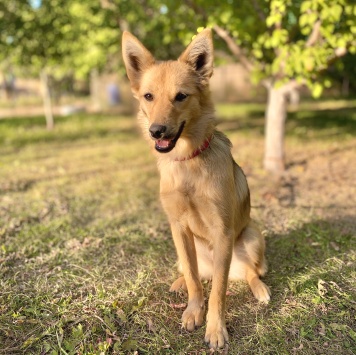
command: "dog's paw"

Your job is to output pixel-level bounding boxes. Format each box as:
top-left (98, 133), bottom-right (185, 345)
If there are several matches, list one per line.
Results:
top-left (251, 279), bottom-right (271, 303)
top-left (204, 320), bottom-right (229, 349)
top-left (181, 300), bottom-right (205, 331)
top-left (169, 276), bottom-right (187, 292)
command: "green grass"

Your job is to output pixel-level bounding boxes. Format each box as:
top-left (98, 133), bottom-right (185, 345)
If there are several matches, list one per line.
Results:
top-left (1, 102), bottom-right (355, 354)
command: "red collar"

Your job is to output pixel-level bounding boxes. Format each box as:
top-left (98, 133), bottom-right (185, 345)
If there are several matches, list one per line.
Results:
top-left (175, 135), bottom-right (213, 161)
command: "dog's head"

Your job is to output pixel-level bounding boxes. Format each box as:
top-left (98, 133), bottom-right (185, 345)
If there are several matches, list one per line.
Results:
top-left (122, 29), bottom-right (214, 155)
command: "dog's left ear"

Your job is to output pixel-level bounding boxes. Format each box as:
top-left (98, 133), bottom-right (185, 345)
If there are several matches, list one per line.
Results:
top-left (179, 28), bottom-right (214, 85)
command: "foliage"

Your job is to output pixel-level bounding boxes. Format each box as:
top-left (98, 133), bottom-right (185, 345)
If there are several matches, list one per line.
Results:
top-left (0, 0), bottom-right (119, 78)
top-left (1, 0), bottom-right (355, 89)
top-left (171, 0), bottom-right (356, 97)
top-left (0, 0), bottom-right (197, 78)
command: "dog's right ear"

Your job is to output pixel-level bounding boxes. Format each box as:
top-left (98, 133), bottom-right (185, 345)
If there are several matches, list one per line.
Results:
top-left (122, 31), bottom-right (155, 94)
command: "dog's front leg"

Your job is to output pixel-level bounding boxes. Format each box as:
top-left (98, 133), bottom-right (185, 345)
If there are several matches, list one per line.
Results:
top-left (205, 232), bottom-right (233, 349)
top-left (170, 222), bottom-right (205, 331)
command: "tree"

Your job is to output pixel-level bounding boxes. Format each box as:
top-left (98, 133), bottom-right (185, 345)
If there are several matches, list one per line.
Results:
top-left (1, 1), bottom-right (70, 129)
top-left (0, 0), bottom-right (120, 128)
top-left (162, 0), bottom-right (355, 173)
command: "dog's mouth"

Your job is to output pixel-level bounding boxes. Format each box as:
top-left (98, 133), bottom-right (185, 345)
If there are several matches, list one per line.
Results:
top-left (154, 121), bottom-right (185, 153)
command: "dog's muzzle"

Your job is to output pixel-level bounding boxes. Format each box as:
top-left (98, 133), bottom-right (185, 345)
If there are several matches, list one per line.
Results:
top-left (150, 121), bottom-right (185, 153)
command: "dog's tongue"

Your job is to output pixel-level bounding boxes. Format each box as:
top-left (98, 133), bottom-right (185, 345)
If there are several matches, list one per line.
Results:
top-left (156, 139), bottom-right (171, 148)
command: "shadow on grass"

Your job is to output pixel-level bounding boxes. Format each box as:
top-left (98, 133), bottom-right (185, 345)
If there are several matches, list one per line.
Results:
top-left (0, 113), bottom-right (138, 149)
top-left (288, 107), bottom-right (356, 138)
top-left (225, 215), bottom-right (356, 353)
top-left (266, 216), bottom-right (355, 283)
top-left (1, 212), bottom-right (355, 353)
top-left (216, 104), bottom-right (356, 139)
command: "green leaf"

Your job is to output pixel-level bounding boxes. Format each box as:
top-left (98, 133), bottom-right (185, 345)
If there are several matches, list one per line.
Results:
top-left (301, 0), bottom-right (312, 13)
top-left (266, 15), bottom-right (276, 27)
top-left (311, 82), bottom-right (323, 98)
top-left (303, 56), bottom-right (315, 72)
top-left (253, 48), bottom-right (263, 59)
top-left (122, 338), bottom-right (138, 351)
top-left (104, 315), bottom-right (116, 332)
top-left (300, 13), bottom-right (309, 28)
top-left (323, 79), bottom-right (332, 88)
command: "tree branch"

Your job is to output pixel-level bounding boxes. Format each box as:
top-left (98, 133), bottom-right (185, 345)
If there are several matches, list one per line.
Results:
top-left (324, 46), bottom-right (348, 69)
top-left (334, 47), bottom-right (347, 58)
top-left (251, 0), bottom-right (266, 22)
top-left (305, 19), bottom-right (348, 72)
top-left (185, 0), bottom-right (208, 21)
top-left (280, 79), bottom-right (304, 95)
top-left (100, 0), bottom-right (115, 10)
top-left (213, 25), bottom-right (253, 72)
top-left (306, 20), bottom-right (321, 47)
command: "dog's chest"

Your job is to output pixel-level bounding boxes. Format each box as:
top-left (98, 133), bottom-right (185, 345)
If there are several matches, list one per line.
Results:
top-left (159, 166), bottom-right (216, 237)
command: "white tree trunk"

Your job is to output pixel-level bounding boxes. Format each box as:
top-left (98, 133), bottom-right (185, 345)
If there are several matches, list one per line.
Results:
top-left (264, 86), bottom-right (287, 174)
top-left (40, 69), bottom-right (54, 130)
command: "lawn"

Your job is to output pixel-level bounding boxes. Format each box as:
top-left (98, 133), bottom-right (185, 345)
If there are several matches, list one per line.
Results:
top-left (0, 101), bottom-right (355, 354)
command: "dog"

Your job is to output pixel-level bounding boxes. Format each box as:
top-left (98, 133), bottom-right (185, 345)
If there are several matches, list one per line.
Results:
top-left (122, 28), bottom-right (270, 349)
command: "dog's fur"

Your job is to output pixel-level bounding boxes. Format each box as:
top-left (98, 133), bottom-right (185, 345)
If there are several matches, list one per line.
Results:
top-left (122, 29), bottom-right (270, 349)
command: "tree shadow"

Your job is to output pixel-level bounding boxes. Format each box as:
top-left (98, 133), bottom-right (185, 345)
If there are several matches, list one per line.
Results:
top-left (0, 113), bottom-right (139, 149)
top-left (288, 107), bottom-right (356, 138)
top-left (224, 215), bottom-right (355, 353)
top-left (265, 216), bottom-right (354, 281)
top-left (216, 104), bottom-right (356, 139)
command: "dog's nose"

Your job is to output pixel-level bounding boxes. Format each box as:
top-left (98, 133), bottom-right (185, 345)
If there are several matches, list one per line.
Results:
top-left (149, 124), bottom-right (167, 139)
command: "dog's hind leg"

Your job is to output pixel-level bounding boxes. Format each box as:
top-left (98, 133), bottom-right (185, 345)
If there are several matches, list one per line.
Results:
top-left (246, 268), bottom-right (271, 303)
top-left (170, 276), bottom-right (187, 292)
top-left (170, 237), bottom-right (213, 292)
top-left (243, 222), bottom-right (271, 302)
top-left (230, 221), bottom-right (271, 303)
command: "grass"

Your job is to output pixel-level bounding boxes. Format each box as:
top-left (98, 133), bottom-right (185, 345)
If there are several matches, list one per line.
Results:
top-left (0, 101), bottom-right (355, 354)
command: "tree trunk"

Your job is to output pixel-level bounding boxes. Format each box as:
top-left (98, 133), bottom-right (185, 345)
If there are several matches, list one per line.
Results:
top-left (341, 76), bottom-right (349, 96)
top-left (2, 72), bottom-right (15, 100)
top-left (40, 69), bottom-right (54, 130)
top-left (90, 68), bottom-right (101, 112)
top-left (288, 87), bottom-right (300, 107)
top-left (264, 86), bottom-right (287, 174)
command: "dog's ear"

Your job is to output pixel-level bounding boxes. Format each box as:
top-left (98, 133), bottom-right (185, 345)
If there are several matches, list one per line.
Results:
top-left (122, 31), bottom-right (155, 94)
top-left (178, 28), bottom-right (214, 85)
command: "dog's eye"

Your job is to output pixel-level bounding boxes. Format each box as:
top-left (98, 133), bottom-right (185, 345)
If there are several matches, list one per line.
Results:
top-left (144, 93), bottom-right (154, 101)
top-left (175, 93), bottom-right (188, 102)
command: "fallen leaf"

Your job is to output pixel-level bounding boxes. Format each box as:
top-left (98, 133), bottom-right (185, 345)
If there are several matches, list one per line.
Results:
top-left (318, 323), bottom-right (326, 336)
top-left (292, 343), bottom-right (303, 352)
top-left (330, 242), bottom-right (340, 251)
top-left (318, 280), bottom-right (327, 297)
top-left (170, 303), bottom-right (186, 309)
top-left (147, 318), bottom-right (156, 332)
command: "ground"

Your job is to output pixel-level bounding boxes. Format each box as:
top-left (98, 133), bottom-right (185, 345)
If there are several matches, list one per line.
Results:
top-left (0, 100), bottom-right (355, 354)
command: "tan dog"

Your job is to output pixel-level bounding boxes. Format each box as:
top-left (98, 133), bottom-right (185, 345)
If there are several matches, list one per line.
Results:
top-left (122, 28), bottom-right (270, 349)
